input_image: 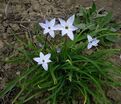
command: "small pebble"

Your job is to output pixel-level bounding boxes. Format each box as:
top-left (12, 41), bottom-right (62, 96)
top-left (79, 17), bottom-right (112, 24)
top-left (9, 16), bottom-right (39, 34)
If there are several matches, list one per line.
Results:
top-left (0, 77), bottom-right (2, 80)
top-left (16, 71), bottom-right (20, 75)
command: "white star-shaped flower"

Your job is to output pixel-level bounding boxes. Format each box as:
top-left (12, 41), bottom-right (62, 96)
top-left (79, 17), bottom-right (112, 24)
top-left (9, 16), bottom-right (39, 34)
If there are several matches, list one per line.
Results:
top-left (39, 18), bottom-right (56, 38)
top-left (33, 52), bottom-right (52, 71)
top-left (56, 15), bottom-right (78, 40)
top-left (87, 35), bottom-right (100, 49)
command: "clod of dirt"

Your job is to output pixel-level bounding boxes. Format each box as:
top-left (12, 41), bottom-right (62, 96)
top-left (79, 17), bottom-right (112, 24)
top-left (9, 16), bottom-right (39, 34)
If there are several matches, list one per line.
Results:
top-left (107, 88), bottom-right (121, 103)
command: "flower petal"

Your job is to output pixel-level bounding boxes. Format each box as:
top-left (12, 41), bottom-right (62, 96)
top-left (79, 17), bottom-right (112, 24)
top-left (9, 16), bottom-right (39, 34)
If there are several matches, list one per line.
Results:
top-left (40, 52), bottom-right (44, 58)
top-left (45, 20), bottom-right (49, 24)
top-left (54, 24), bottom-right (63, 30)
top-left (33, 57), bottom-right (41, 64)
top-left (61, 29), bottom-right (67, 36)
top-left (42, 63), bottom-right (48, 71)
top-left (45, 53), bottom-right (51, 60)
top-left (67, 15), bottom-right (75, 25)
top-left (93, 43), bottom-right (98, 46)
top-left (87, 35), bottom-right (92, 42)
top-left (69, 25), bottom-right (78, 31)
top-left (67, 31), bottom-right (74, 40)
top-left (87, 43), bottom-right (92, 49)
top-left (50, 18), bottom-right (56, 26)
top-left (43, 29), bottom-right (49, 34)
top-left (49, 30), bottom-right (55, 38)
top-left (95, 39), bottom-right (100, 44)
top-left (92, 39), bottom-right (100, 46)
top-left (58, 18), bottom-right (66, 27)
top-left (39, 23), bottom-right (47, 29)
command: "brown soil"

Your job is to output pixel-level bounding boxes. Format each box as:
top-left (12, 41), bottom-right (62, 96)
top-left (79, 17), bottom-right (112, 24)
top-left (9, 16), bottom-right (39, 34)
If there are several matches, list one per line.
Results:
top-left (0, 0), bottom-right (121, 104)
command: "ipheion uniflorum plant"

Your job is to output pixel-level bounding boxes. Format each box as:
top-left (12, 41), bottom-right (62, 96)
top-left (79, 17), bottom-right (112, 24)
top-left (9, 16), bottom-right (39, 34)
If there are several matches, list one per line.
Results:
top-left (35, 15), bottom-right (99, 71)
top-left (1, 3), bottom-right (121, 104)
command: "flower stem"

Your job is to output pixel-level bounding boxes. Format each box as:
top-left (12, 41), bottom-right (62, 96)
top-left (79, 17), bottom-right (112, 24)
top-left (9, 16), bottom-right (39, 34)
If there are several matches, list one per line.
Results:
top-left (63, 36), bottom-right (68, 59)
top-left (44, 34), bottom-right (48, 50)
top-left (12, 87), bottom-right (24, 104)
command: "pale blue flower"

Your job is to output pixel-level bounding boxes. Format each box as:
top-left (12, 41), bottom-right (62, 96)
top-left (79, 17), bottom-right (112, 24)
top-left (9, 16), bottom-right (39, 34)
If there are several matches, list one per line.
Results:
top-left (55, 15), bottom-right (78, 40)
top-left (33, 52), bottom-right (52, 71)
top-left (39, 18), bottom-right (56, 38)
top-left (87, 35), bottom-right (100, 49)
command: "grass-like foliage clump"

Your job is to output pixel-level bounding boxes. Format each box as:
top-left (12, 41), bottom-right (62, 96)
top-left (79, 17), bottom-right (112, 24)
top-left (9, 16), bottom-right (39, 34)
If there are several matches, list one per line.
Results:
top-left (0, 3), bottom-right (121, 104)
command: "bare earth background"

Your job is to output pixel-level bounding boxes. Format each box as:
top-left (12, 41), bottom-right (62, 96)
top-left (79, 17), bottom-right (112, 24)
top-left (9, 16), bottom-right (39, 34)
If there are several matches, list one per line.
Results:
top-left (0, 0), bottom-right (121, 104)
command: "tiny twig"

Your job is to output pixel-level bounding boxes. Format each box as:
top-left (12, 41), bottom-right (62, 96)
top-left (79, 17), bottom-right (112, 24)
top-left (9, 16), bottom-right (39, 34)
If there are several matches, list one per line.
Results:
top-left (5, 0), bottom-right (11, 17)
